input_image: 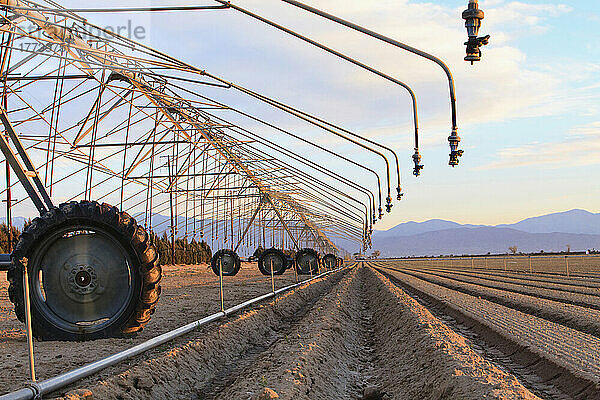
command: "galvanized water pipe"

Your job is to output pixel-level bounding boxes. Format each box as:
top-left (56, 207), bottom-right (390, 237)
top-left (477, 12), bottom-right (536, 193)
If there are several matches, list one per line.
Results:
top-left (0, 266), bottom-right (350, 400)
top-left (278, 0), bottom-right (463, 166)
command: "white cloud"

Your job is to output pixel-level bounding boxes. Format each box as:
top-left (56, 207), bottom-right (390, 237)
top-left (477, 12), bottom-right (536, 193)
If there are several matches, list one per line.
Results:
top-left (480, 121), bottom-right (600, 170)
top-left (44, 2), bottom-right (597, 175)
top-left (483, 1), bottom-right (573, 37)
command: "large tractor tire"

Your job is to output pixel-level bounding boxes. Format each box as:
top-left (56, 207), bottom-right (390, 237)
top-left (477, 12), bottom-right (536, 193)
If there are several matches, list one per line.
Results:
top-left (258, 248), bottom-right (287, 276)
top-left (295, 248), bottom-right (320, 275)
top-left (322, 254), bottom-right (337, 270)
top-left (211, 249), bottom-right (241, 276)
top-left (7, 201), bottom-right (161, 341)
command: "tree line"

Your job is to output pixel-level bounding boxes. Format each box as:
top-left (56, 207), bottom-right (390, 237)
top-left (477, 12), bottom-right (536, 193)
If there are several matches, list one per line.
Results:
top-left (0, 223), bottom-right (212, 265)
top-left (0, 223), bottom-right (22, 253)
top-left (152, 232), bottom-right (212, 265)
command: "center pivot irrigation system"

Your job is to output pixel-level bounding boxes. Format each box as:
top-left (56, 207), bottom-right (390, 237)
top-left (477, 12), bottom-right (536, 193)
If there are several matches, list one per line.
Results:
top-left (0, 0), bottom-right (472, 345)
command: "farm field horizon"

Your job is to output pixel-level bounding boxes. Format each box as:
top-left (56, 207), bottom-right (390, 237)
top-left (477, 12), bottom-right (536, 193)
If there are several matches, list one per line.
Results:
top-left (0, 0), bottom-right (598, 399)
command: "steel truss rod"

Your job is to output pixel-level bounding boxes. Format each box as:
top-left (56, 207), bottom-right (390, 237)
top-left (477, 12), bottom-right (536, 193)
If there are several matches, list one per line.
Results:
top-left (241, 146), bottom-right (368, 241)
top-left (2, 73), bottom-right (93, 81)
top-left (278, 0), bottom-right (462, 166)
top-left (204, 72), bottom-right (395, 214)
top-left (171, 88), bottom-right (384, 218)
top-left (209, 116), bottom-right (376, 227)
top-left (213, 0), bottom-right (417, 182)
top-left (233, 196), bottom-right (264, 252)
top-left (2, 4), bottom-right (231, 14)
top-left (0, 107), bottom-right (53, 212)
top-left (223, 122), bottom-right (377, 225)
top-left (216, 121), bottom-right (374, 231)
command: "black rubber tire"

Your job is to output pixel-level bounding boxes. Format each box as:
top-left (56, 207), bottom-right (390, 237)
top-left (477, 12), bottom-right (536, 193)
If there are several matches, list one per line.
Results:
top-left (322, 254), bottom-right (337, 270)
top-left (211, 249), bottom-right (241, 276)
top-left (258, 248), bottom-right (287, 276)
top-left (337, 257), bottom-right (344, 268)
top-left (295, 248), bottom-right (320, 275)
top-left (7, 201), bottom-right (161, 341)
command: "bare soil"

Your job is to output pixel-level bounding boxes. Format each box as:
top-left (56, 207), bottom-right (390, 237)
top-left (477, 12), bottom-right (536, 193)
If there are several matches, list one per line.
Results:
top-left (47, 266), bottom-right (537, 400)
top-left (379, 266), bottom-right (600, 392)
top-left (0, 262), bottom-right (299, 394)
top-left (393, 256), bottom-right (600, 275)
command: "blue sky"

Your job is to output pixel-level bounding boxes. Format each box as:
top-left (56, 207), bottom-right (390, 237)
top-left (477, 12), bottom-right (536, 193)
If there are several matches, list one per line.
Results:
top-left (18, 0), bottom-right (600, 229)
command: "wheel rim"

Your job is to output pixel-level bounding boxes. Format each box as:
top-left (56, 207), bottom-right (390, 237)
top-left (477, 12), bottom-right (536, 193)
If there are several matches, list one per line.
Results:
top-left (297, 251), bottom-right (318, 273)
top-left (262, 252), bottom-right (284, 273)
top-left (216, 252), bottom-right (237, 274)
top-left (323, 255), bottom-right (336, 269)
top-left (30, 225), bottom-right (137, 334)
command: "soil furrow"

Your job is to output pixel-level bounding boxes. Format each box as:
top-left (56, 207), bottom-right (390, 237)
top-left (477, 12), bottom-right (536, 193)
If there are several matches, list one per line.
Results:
top-left (206, 267), bottom-right (379, 399)
top-left (376, 266), bottom-right (600, 399)
top-left (405, 267), bottom-right (600, 309)
top-left (50, 264), bottom-right (542, 400)
top-left (394, 267), bottom-right (600, 337)
top-left (413, 266), bottom-right (600, 296)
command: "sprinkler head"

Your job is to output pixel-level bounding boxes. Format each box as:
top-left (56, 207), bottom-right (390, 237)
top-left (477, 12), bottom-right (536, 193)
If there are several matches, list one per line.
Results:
top-left (462, 0), bottom-right (490, 64)
top-left (378, 207), bottom-right (383, 220)
top-left (385, 196), bottom-right (393, 213)
top-left (448, 131), bottom-right (464, 166)
top-left (412, 150), bottom-right (424, 177)
top-left (396, 186), bottom-right (403, 201)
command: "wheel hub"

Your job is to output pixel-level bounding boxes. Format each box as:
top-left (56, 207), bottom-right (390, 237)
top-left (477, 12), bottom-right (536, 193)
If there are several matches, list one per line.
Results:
top-left (264, 254), bottom-right (283, 271)
top-left (37, 232), bottom-right (134, 326)
top-left (68, 264), bottom-right (98, 295)
top-left (219, 255), bottom-right (234, 270)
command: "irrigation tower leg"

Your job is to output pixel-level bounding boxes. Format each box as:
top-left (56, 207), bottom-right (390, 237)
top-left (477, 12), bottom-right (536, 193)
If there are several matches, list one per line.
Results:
top-left (219, 257), bottom-right (225, 312)
top-left (22, 259), bottom-right (36, 382)
top-left (265, 195), bottom-right (301, 250)
top-left (270, 258), bottom-right (275, 294)
top-left (293, 260), bottom-right (299, 283)
top-left (234, 199), bottom-right (264, 253)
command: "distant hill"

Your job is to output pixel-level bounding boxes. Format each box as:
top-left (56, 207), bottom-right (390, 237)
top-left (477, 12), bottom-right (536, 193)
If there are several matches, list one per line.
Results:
top-left (496, 209), bottom-right (600, 235)
top-left (372, 209), bottom-right (600, 257)
top-left (375, 219), bottom-right (484, 237)
top-left (373, 227), bottom-right (600, 257)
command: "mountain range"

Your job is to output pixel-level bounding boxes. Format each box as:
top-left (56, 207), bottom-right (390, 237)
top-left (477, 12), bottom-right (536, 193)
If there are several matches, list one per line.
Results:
top-left (371, 209), bottom-right (600, 257)
top-left (2, 209), bottom-right (599, 257)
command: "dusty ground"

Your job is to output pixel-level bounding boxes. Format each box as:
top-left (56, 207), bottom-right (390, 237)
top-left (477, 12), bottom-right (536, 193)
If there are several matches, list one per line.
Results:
top-left (4, 261), bottom-right (592, 399)
top-left (394, 255), bottom-right (600, 275)
top-left (379, 264), bottom-right (600, 398)
top-left (49, 266), bottom-right (537, 400)
top-left (0, 262), bottom-right (300, 394)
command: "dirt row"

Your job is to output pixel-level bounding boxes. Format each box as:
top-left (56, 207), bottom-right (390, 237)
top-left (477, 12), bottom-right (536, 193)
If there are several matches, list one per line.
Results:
top-left (48, 265), bottom-right (539, 400)
top-left (379, 267), bottom-right (600, 395)
top-left (411, 266), bottom-right (600, 296)
top-left (406, 267), bottom-right (600, 309)
top-left (395, 268), bottom-right (600, 338)
top-left (384, 257), bottom-right (600, 277)
top-left (0, 262), bottom-right (301, 394)
top-left (372, 262), bottom-right (600, 288)
top-left (405, 265), bottom-right (600, 312)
